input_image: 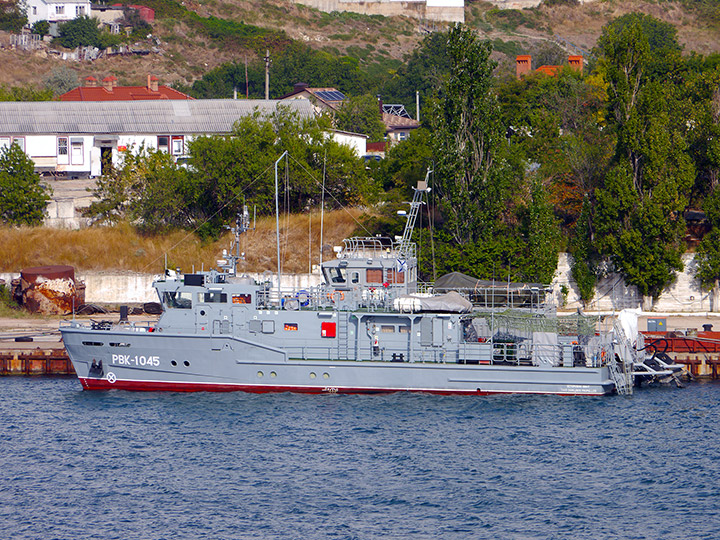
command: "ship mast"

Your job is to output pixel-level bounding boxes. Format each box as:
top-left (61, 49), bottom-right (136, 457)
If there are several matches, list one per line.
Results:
top-left (397, 169), bottom-right (431, 258)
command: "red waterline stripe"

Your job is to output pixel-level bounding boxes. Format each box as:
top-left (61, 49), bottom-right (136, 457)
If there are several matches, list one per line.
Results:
top-left (78, 377), bottom-right (606, 396)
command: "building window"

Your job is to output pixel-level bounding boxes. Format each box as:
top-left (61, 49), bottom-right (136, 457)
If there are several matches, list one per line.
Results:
top-left (56, 5), bottom-right (64, 14)
top-left (157, 135), bottom-right (169, 153)
top-left (76, 5), bottom-right (84, 15)
top-left (32, 6), bottom-right (37, 14)
top-left (171, 136), bottom-right (184, 155)
top-left (0, 137), bottom-right (10, 149)
top-left (58, 137), bottom-right (68, 156)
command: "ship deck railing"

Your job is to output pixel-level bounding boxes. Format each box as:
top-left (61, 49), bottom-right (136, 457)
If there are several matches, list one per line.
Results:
top-left (337, 237), bottom-right (416, 260)
top-left (285, 341), bottom-right (605, 367)
top-left (60, 320), bottom-right (158, 332)
top-left (263, 284), bottom-right (413, 313)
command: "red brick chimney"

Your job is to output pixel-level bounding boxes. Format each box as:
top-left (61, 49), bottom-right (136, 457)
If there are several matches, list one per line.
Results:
top-left (147, 74), bottom-right (159, 92)
top-left (516, 55), bottom-right (532, 79)
top-left (102, 75), bottom-right (117, 92)
top-left (568, 55), bottom-right (584, 73)
top-left (84, 76), bottom-right (98, 88)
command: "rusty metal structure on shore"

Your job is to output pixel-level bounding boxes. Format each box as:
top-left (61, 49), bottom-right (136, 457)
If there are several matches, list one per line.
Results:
top-left (12, 265), bottom-right (85, 315)
top-left (0, 348), bottom-right (74, 376)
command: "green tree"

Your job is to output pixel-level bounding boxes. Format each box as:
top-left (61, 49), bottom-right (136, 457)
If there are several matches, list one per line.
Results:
top-left (334, 94), bottom-right (385, 141)
top-left (43, 67), bottom-right (78, 96)
top-left (374, 127), bottom-right (433, 199)
top-left (593, 16), bottom-right (694, 301)
top-left (0, 84), bottom-right (53, 101)
top-left (522, 176), bottom-right (561, 283)
top-left (0, 0), bottom-right (27, 32)
top-left (428, 25), bottom-right (513, 247)
top-left (188, 109), bottom-right (369, 237)
top-left (57, 16), bottom-right (101, 48)
top-left (32, 20), bottom-right (50, 36)
top-left (570, 198), bottom-right (599, 305)
top-left (696, 189), bottom-right (720, 294)
top-left (0, 144), bottom-right (51, 226)
top-left (381, 31), bottom-right (451, 118)
top-left (85, 146), bottom-right (190, 231)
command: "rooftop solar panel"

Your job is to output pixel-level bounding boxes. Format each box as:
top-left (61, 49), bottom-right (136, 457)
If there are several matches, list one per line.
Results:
top-left (315, 90), bottom-right (346, 101)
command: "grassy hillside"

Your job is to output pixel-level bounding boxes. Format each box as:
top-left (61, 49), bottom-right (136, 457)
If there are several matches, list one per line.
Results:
top-left (0, 209), bottom-right (364, 273)
top-left (1, 0), bottom-right (718, 91)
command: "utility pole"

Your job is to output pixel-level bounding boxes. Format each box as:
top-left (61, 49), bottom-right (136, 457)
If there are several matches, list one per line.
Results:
top-left (264, 49), bottom-right (271, 100)
top-left (245, 55), bottom-right (249, 98)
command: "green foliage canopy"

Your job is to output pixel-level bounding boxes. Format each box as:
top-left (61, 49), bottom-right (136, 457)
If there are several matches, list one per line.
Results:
top-left (428, 25), bottom-right (513, 246)
top-left (86, 146), bottom-right (191, 233)
top-left (0, 0), bottom-right (26, 32)
top-left (57, 16), bottom-right (101, 48)
top-left (334, 94), bottom-right (386, 142)
top-left (593, 15), bottom-right (694, 298)
top-left (0, 144), bottom-right (51, 226)
top-left (32, 20), bottom-right (50, 36)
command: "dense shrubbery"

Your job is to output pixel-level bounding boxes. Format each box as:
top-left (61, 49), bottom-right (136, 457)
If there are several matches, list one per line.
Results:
top-left (0, 0), bottom-right (26, 32)
top-left (0, 144), bottom-right (51, 226)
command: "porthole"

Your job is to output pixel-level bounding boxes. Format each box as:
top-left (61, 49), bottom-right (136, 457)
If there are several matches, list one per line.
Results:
top-left (270, 371), bottom-right (277, 378)
top-left (257, 371), bottom-right (264, 378)
top-left (323, 372), bottom-right (330, 379)
top-left (184, 361), bottom-right (190, 367)
top-left (200, 310), bottom-right (206, 316)
top-left (309, 372), bottom-right (317, 379)
top-left (171, 360), bottom-right (177, 366)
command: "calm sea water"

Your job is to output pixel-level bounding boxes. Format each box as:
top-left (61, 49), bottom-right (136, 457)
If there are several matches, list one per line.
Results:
top-left (1, 377), bottom-right (719, 540)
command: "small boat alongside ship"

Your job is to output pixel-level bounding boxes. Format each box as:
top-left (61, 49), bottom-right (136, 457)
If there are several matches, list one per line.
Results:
top-left (60, 179), bottom-right (685, 396)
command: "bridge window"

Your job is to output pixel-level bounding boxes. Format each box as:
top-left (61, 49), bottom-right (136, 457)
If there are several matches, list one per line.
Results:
top-left (325, 267), bottom-right (347, 284)
top-left (163, 291), bottom-right (192, 309)
top-left (232, 294), bottom-right (252, 304)
top-left (200, 292), bottom-right (227, 303)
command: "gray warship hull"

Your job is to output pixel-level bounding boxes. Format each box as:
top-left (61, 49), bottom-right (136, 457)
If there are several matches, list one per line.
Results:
top-left (61, 309), bottom-right (617, 396)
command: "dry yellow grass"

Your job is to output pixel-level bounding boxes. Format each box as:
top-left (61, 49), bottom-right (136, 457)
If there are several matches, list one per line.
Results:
top-left (0, 209), bottom-right (365, 274)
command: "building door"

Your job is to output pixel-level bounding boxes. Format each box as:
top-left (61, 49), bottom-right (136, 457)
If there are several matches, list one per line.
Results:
top-left (70, 139), bottom-right (83, 165)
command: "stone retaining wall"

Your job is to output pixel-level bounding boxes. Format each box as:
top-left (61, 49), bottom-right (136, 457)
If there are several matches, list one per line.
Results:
top-left (1, 252), bottom-right (715, 312)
